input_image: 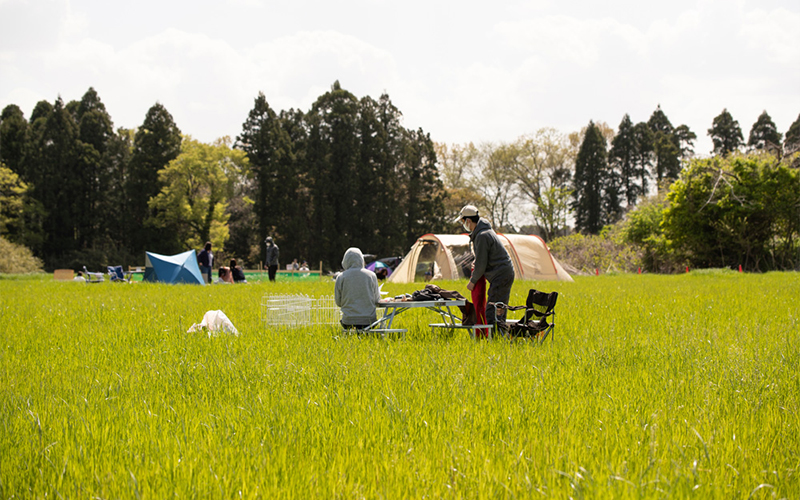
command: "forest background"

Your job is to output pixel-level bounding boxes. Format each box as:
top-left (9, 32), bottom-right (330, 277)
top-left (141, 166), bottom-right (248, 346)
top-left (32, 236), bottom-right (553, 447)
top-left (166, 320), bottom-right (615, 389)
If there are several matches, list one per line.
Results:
top-left (1, 82), bottom-right (799, 274)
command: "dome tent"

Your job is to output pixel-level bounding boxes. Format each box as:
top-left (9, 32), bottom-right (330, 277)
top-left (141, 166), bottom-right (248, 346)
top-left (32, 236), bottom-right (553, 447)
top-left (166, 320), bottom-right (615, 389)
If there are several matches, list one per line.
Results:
top-left (143, 250), bottom-right (205, 284)
top-left (387, 233), bottom-right (572, 283)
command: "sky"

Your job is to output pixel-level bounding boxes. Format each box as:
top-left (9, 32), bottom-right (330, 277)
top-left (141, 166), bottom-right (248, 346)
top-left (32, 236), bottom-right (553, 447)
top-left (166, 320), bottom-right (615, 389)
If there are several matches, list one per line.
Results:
top-left (1, 0), bottom-right (799, 158)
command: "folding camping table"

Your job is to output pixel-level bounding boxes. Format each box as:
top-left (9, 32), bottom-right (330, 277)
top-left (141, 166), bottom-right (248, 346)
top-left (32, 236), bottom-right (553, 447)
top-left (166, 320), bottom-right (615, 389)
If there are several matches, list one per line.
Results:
top-left (367, 299), bottom-right (493, 338)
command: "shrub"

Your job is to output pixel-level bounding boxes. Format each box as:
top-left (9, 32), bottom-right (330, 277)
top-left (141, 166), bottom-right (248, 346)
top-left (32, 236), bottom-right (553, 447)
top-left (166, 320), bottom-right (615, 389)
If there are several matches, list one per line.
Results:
top-left (549, 229), bottom-right (642, 274)
top-left (663, 152), bottom-right (800, 271)
top-left (616, 193), bottom-right (685, 273)
top-left (0, 237), bottom-right (43, 274)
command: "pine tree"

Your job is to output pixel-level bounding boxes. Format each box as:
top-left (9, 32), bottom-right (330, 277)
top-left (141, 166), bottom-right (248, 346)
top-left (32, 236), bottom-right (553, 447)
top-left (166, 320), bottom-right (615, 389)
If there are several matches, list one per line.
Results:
top-left (72, 88), bottom-right (115, 250)
top-left (0, 105), bottom-right (29, 178)
top-left (708, 108), bottom-right (744, 157)
top-left (648, 105), bottom-right (678, 185)
top-left (26, 97), bottom-right (83, 262)
top-left (236, 93), bottom-right (297, 265)
top-left (356, 94), bottom-right (405, 255)
top-left (632, 121), bottom-right (653, 196)
top-left (786, 113), bottom-right (800, 156)
top-left (305, 81), bottom-right (361, 268)
top-left (609, 114), bottom-right (644, 207)
top-left (748, 111), bottom-right (782, 153)
top-left (76, 88), bottom-right (113, 155)
top-left (573, 121), bottom-right (610, 234)
top-left (276, 108), bottom-right (310, 264)
top-left (104, 128), bottom-right (133, 256)
top-left (674, 124), bottom-right (697, 160)
top-left (401, 127), bottom-right (447, 245)
top-left (126, 103), bottom-right (182, 254)
top-left (645, 106), bottom-right (696, 187)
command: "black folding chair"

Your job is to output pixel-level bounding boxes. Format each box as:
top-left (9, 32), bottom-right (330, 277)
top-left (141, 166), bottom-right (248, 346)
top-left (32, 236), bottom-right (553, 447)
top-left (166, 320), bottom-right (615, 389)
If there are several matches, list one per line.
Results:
top-left (493, 289), bottom-right (558, 343)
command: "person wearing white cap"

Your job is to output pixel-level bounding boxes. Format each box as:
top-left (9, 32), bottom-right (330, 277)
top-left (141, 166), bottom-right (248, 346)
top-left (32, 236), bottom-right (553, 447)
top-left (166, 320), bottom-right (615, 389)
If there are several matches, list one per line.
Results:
top-left (456, 204), bottom-right (515, 327)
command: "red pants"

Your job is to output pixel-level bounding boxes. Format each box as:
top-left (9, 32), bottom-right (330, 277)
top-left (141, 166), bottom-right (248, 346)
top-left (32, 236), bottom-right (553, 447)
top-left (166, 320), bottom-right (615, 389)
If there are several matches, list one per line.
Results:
top-left (471, 276), bottom-right (487, 337)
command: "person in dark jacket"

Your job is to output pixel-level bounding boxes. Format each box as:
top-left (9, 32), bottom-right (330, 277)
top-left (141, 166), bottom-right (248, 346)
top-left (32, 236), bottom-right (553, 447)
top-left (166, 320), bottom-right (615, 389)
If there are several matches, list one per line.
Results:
top-left (230, 258), bottom-right (247, 283)
top-left (265, 237), bottom-right (279, 282)
top-left (457, 204), bottom-right (515, 326)
top-left (197, 241), bottom-right (214, 284)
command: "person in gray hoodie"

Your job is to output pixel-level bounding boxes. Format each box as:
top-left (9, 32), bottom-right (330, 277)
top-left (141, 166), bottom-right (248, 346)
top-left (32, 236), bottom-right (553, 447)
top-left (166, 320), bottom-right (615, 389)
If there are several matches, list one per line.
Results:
top-left (334, 247), bottom-right (382, 330)
top-left (457, 204), bottom-right (515, 326)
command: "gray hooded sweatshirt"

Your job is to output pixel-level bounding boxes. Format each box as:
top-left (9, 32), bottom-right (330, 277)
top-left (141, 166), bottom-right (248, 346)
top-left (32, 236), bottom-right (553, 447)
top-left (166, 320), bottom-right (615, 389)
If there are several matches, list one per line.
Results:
top-left (334, 247), bottom-right (381, 326)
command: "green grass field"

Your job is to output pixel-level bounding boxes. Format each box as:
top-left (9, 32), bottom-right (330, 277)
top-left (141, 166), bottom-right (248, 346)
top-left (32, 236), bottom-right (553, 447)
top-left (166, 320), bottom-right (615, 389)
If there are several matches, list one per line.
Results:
top-left (1, 272), bottom-right (798, 498)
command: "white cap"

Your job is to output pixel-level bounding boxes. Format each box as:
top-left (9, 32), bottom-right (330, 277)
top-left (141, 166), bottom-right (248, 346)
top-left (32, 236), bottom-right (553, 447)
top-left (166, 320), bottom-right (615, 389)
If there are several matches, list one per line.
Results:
top-left (454, 204), bottom-right (479, 223)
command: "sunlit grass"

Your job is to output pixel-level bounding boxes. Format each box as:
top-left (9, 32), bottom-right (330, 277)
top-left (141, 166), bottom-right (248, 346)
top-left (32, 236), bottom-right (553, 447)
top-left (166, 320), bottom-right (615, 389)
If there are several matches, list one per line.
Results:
top-left (1, 272), bottom-right (798, 498)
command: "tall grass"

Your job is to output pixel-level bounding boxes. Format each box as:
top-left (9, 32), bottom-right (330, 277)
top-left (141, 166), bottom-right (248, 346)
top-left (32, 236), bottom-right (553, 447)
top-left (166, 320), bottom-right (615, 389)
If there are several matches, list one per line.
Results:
top-left (1, 272), bottom-right (798, 498)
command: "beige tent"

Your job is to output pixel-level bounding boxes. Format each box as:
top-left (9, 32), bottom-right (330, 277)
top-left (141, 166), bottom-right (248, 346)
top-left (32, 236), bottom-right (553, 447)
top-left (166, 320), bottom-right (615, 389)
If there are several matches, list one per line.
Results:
top-left (388, 233), bottom-right (573, 283)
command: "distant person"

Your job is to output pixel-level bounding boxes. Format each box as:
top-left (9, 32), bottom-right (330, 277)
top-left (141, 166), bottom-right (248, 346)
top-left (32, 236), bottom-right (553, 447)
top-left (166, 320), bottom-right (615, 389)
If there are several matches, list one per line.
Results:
top-left (334, 247), bottom-right (382, 330)
top-left (230, 259), bottom-right (247, 283)
top-left (216, 267), bottom-right (233, 284)
top-left (265, 236), bottom-right (279, 282)
top-left (198, 242), bottom-right (214, 284)
top-left (73, 271), bottom-right (86, 283)
top-left (291, 258), bottom-right (300, 271)
top-left (457, 204), bottom-right (515, 327)
top-left (300, 261), bottom-right (310, 271)
top-left (375, 267), bottom-right (388, 281)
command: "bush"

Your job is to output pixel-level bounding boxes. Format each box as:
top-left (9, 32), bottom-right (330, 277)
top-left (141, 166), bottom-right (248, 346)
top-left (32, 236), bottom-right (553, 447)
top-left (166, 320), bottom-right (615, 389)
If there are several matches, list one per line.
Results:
top-left (549, 229), bottom-right (642, 274)
top-left (662, 153), bottom-right (800, 271)
top-left (616, 193), bottom-right (685, 273)
top-left (0, 237), bottom-right (43, 274)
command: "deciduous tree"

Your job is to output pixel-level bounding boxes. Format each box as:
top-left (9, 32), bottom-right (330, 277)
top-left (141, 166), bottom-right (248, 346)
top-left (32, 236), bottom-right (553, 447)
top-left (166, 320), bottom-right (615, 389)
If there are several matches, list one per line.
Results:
top-left (473, 141), bottom-right (519, 232)
top-left (148, 137), bottom-right (248, 250)
top-left (0, 164), bottom-right (28, 237)
top-left (512, 128), bottom-right (574, 239)
top-left (435, 141), bottom-right (484, 220)
top-left (662, 153), bottom-right (800, 270)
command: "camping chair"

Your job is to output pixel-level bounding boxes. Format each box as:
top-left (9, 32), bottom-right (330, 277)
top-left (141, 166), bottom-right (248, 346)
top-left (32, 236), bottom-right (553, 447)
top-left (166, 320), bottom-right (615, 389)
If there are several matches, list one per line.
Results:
top-left (82, 266), bottom-right (105, 283)
top-left (107, 265), bottom-right (131, 283)
top-left (493, 289), bottom-right (558, 343)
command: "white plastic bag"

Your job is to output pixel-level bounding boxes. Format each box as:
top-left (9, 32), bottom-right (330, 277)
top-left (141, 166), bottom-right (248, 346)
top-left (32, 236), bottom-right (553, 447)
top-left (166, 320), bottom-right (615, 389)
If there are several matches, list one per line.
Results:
top-left (187, 310), bottom-right (239, 337)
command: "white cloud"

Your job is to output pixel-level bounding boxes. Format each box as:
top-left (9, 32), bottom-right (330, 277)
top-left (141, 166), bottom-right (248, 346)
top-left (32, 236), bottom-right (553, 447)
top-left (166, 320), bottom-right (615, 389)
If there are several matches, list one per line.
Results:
top-left (0, 0), bottom-right (66, 50)
top-left (740, 7), bottom-right (800, 64)
top-left (497, 15), bottom-right (648, 68)
top-left (0, 0), bottom-right (798, 155)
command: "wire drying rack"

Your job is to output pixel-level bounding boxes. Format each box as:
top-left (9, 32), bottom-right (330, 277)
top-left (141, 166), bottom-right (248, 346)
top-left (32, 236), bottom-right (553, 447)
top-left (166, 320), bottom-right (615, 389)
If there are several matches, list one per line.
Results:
top-left (261, 293), bottom-right (341, 329)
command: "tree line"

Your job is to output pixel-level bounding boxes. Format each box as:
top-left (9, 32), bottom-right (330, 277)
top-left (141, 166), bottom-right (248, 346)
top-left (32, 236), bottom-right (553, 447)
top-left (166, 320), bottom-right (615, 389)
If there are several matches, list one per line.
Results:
top-left (1, 80), bottom-right (798, 273)
top-left (435, 106), bottom-right (799, 272)
top-left (0, 82), bottom-right (446, 271)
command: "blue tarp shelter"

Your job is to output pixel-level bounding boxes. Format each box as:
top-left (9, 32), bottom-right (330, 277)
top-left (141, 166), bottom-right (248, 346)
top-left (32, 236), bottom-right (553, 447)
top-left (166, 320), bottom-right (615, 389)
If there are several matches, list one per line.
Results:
top-left (143, 250), bottom-right (205, 285)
